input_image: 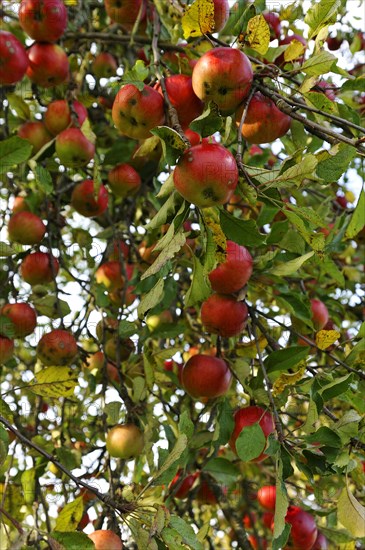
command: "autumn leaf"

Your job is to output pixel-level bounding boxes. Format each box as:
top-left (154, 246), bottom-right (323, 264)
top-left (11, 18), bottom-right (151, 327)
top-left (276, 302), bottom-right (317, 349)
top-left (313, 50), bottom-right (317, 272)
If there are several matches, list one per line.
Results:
top-left (272, 364), bottom-right (306, 396)
top-left (182, 0), bottom-right (215, 39)
top-left (315, 330), bottom-right (340, 350)
top-left (246, 14), bottom-right (270, 55)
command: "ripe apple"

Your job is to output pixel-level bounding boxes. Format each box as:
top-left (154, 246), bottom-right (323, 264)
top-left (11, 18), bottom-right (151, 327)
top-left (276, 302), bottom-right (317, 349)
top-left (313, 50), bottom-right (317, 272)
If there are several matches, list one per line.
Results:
top-left (157, 75), bottom-right (203, 129)
top-left (335, 193), bottom-right (348, 209)
top-left (236, 92), bottom-right (291, 144)
top-left (263, 511), bottom-right (274, 529)
top-left (229, 405), bottom-right (275, 461)
top-left (71, 180), bottom-right (108, 217)
top-left (112, 84), bottom-right (165, 140)
top-left (107, 239), bottom-right (130, 261)
top-left (88, 529), bottom-right (123, 550)
top-left (169, 471), bottom-right (199, 499)
top-left (108, 163), bottom-right (141, 197)
top-left (12, 196), bottom-right (30, 214)
top-left (17, 121), bottom-right (52, 154)
top-left (20, 252), bottom-right (59, 285)
top-left (195, 479), bottom-right (218, 504)
top-left (310, 299), bottom-right (329, 330)
top-left (95, 261), bottom-right (124, 291)
top-left (106, 424), bottom-right (144, 459)
top-left (173, 143), bottom-right (238, 208)
top-left (44, 100), bottom-right (88, 135)
top-left (92, 52), bottom-right (118, 78)
top-left (257, 485), bottom-right (276, 511)
top-left (284, 506), bottom-right (318, 550)
top-left (208, 240), bottom-right (253, 294)
top-left (37, 329), bottom-right (78, 366)
top-left (0, 336), bottom-right (14, 364)
top-left (104, 0), bottom-right (146, 28)
top-left (181, 354), bottom-right (232, 399)
top-left (312, 532), bottom-right (329, 550)
top-left (55, 128), bottom-right (95, 168)
top-left (212, 0), bottom-right (230, 32)
top-left (78, 512), bottom-right (90, 530)
top-left (326, 35), bottom-right (342, 50)
top-left (84, 351), bottom-right (120, 383)
top-left (8, 211), bottom-right (46, 245)
top-left (192, 47), bottom-right (253, 115)
top-left (263, 12), bottom-right (282, 40)
top-left (26, 43), bottom-right (69, 88)
top-left (201, 294), bottom-right (248, 337)
top-left (0, 303), bottom-right (37, 338)
top-left (0, 31), bottom-right (28, 86)
top-left (19, 0), bottom-right (68, 42)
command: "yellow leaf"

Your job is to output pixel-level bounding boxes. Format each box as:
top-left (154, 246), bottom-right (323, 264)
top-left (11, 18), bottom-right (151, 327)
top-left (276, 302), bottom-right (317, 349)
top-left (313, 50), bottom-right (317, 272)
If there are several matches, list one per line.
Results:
top-left (284, 39), bottom-right (306, 62)
top-left (315, 330), bottom-right (340, 350)
top-left (31, 367), bottom-right (78, 398)
top-left (182, 0), bottom-right (215, 39)
top-left (81, 118), bottom-right (96, 145)
top-left (246, 14), bottom-right (270, 55)
top-left (236, 336), bottom-right (268, 359)
top-left (338, 483), bottom-right (365, 538)
top-left (55, 496), bottom-right (84, 532)
top-left (64, 0), bottom-right (78, 4)
top-left (203, 208), bottom-right (227, 265)
top-left (338, 544), bottom-right (356, 550)
top-left (272, 365), bottom-right (306, 396)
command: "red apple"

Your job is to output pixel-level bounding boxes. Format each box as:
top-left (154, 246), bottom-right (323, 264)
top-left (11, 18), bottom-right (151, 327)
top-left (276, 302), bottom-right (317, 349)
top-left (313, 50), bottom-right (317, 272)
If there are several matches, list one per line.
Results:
top-left (112, 84), bottom-right (165, 140)
top-left (88, 530), bottom-right (123, 550)
top-left (195, 479), bottom-right (221, 504)
top-left (192, 47), bottom-right (253, 115)
top-left (326, 35), bottom-right (342, 50)
top-left (19, 0), bottom-right (68, 42)
top-left (169, 471), bottom-right (199, 499)
top-left (310, 299), bottom-right (329, 330)
top-left (157, 74), bottom-right (203, 129)
top-left (104, 0), bottom-right (145, 28)
top-left (0, 31), bottom-right (28, 86)
top-left (212, 0), bottom-right (230, 32)
top-left (78, 512), bottom-right (90, 530)
top-left (263, 12), bottom-right (282, 40)
top-left (182, 354), bottom-right (232, 399)
top-left (257, 485), bottom-right (276, 511)
top-left (263, 511), bottom-right (274, 529)
top-left (108, 163), bottom-right (141, 197)
top-left (0, 303), bottom-right (37, 338)
top-left (335, 193), bottom-right (348, 209)
top-left (84, 351), bottom-right (120, 383)
top-left (20, 252), bottom-right (59, 285)
top-left (237, 92), bottom-right (291, 144)
top-left (284, 506), bottom-right (318, 550)
top-left (107, 239), bottom-right (130, 261)
top-left (26, 42), bottom-right (69, 88)
top-left (92, 52), bottom-right (118, 78)
top-left (316, 80), bottom-right (336, 102)
top-left (208, 240), bottom-right (253, 294)
top-left (44, 100), bottom-right (88, 135)
top-left (55, 128), bottom-right (95, 168)
top-left (71, 180), bottom-right (108, 217)
top-left (95, 261), bottom-right (124, 291)
top-left (12, 196), bottom-right (30, 214)
top-left (312, 532), bottom-right (329, 550)
top-left (8, 211), bottom-right (46, 245)
top-left (173, 143), bottom-right (238, 208)
top-left (0, 336), bottom-right (14, 364)
top-left (229, 406), bottom-right (275, 461)
top-left (106, 424), bottom-right (144, 459)
top-left (37, 329), bottom-right (78, 366)
top-left (201, 294), bottom-right (248, 337)
top-left (17, 121), bottom-right (52, 154)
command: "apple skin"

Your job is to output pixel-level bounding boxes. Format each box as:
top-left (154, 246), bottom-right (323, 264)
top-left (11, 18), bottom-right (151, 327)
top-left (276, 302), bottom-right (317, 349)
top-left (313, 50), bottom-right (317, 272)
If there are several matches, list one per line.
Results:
top-left (55, 128), bottom-right (95, 168)
top-left (257, 485), bottom-right (276, 511)
top-left (44, 100), bottom-right (88, 135)
top-left (112, 84), bottom-right (165, 140)
top-left (0, 31), bottom-right (28, 86)
top-left (104, 0), bottom-right (145, 28)
top-left (88, 529), bottom-right (123, 550)
top-left (106, 424), bottom-right (144, 459)
top-left (20, 252), bottom-right (59, 285)
top-left (71, 180), bottom-right (108, 217)
top-left (236, 92), bottom-right (291, 144)
top-left (108, 163), bottom-right (141, 197)
top-left (208, 240), bottom-right (253, 294)
top-left (92, 52), bottom-right (118, 78)
top-left (107, 239), bottom-right (130, 261)
top-left (192, 47), bottom-right (253, 115)
top-left (312, 532), bottom-right (329, 550)
top-left (17, 121), bottom-right (52, 154)
top-left (8, 211), bottom-right (46, 245)
top-left (0, 336), bottom-right (15, 365)
top-left (95, 261), bottom-right (124, 291)
top-left (173, 143), bottom-right (238, 208)
top-left (0, 303), bottom-right (37, 338)
top-left (229, 405), bottom-right (275, 461)
top-left (201, 294), bottom-right (248, 337)
top-left (26, 43), bottom-right (69, 88)
top-left (284, 506), bottom-right (318, 550)
top-left (195, 479), bottom-right (218, 504)
top-left (263, 12), bottom-right (282, 40)
top-left (157, 75), bottom-right (203, 130)
top-left (104, 336), bottom-right (135, 362)
top-left (310, 299), bottom-right (329, 330)
top-left (169, 471), bottom-right (199, 499)
top-left (37, 329), bottom-right (78, 366)
top-left (12, 196), bottom-right (30, 214)
top-left (263, 511), bottom-right (274, 529)
top-left (19, 0), bottom-right (68, 42)
top-left (182, 354), bottom-right (232, 399)
top-left (326, 35), bottom-right (342, 50)
top-left (212, 0), bottom-right (230, 31)
top-left (84, 351), bottom-right (120, 383)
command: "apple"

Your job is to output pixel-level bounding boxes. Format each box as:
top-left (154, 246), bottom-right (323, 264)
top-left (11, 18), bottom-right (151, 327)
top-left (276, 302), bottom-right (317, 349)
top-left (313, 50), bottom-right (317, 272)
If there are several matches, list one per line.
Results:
top-left (84, 351), bottom-right (120, 383)
top-left (192, 47), bottom-right (253, 115)
top-left (263, 12), bottom-right (282, 40)
top-left (211, 0), bottom-right (230, 32)
top-left (55, 128), bottom-right (95, 168)
top-left (326, 35), bottom-right (342, 50)
top-left (229, 406), bottom-right (275, 461)
top-left (17, 121), bottom-right (52, 154)
top-left (104, 336), bottom-right (135, 362)
top-left (263, 511), bottom-right (274, 529)
top-left (247, 536), bottom-right (268, 550)
top-left (208, 240), bottom-right (253, 294)
top-left (195, 479), bottom-right (218, 504)
top-left (12, 196), bottom-right (30, 214)
top-left (169, 471), bottom-right (199, 499)
top-left (71, 180), bottom-right (108, 217)
top-left (78, 512), bottom-right (90, 530)
top-left (310, 299), bottom-right (329, 330)
top-left (108, 163), bottom-right (141, 197)
top-left (316, 80), bottom-right (336, 102)
top-left (157, 75), bottom-right (203, 129)
top-left (26, 43), bottom-right (69, 88)
top-left (95, 261), bottom-right (124, 291)
top-left (0, 336), bottom-right (14, 364)
top-left (257, 485), bottom-right (276, 511)
top-left (181, 354), bottom-right (232, 399)
top-left (20, 252), bottom-right (59, 285)
top-left (19, 0), bottom-right (68, 42)
top-left (145, 310), bottom-right (173, 331)
top-left (95, 317), bottom-right (119, 342)
top-left (201, 294), bottom-right (248, 337)
top-left (104, 0), bottom-right (146, 28)
top-left (278, 33), bottom-right (307, 65)
top-left (44, 100), bottom-right (88, 135)
top-left (8, 211), bottom-right (46, 245)
top-left (37, 329), bottom-right (78, 366)
top-left (284, 506), bottom-right (318, 550)
top-left (0, 31), bottom-right (28, 86)
top-left (88, 529), bottom-right (123, 550)
top-left (335, 193), bottom-right (348, 209)
top-left (112, 84), bottom-right (165, 140)
top-left (173, 143), bottom-right (238, 208)
top-left (107, 239), bottom-right (130, 261)
top-left (92, 52), bottom-right (118, 78)
top-left (312, 532), bottom-right (329, 550)
top-left (236, 92), bottom-right (291, 144)
top-left (106, 424), bottom-right (144, 459)
top-left (0, 303), bottom-right (37, 338)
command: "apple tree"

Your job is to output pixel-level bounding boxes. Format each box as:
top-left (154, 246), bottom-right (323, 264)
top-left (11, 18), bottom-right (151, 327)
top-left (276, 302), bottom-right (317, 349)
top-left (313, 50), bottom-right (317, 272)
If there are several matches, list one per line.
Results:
top-left (0, 0), bottom-right (364, 548)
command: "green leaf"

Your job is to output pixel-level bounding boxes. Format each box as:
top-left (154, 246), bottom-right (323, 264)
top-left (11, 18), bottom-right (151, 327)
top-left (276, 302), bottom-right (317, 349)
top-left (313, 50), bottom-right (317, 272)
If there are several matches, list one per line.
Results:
top-left (305, 426), bottom-right (342, 448)
top-left (145, 192), bottom-right (183, 231)
top-left (152, 434), bottom-right (188, 485)
top-left (221, 1), bottom-right (255, 36)
top-left (138, 278), bottom-right (165, 318)
top-left (270, 250), bottom-right (315, 276)
top-left (7, 93), bottom-right (31, 119)
top-left (265, 346), bottom-right (310, 373)
top-left (121, 60), bottom-right (149, 89)
top-left (56, 447), bottom-right (80, 470)
top-left (305, 0), bottom-right (340, 39)
top-left (50, 532), bottom-right (94, 550)
top-left (341, 77), bottom-right (365, 92)
top-left (338, 482), bottom-right (365, 537)
top-left (104, 138), bottom-right (136, 166)
top-left (156, 172), bottom-right (175, 199)
top-left (118, 320), bottom-right (137, 338)
top-left (277, 293), bottom-right (313, 327)
top-left (345, 187), bottom-right (365, 239)
top-left (33, 296), bottom-right (71, 319)
top-left (203, 457), bottom-right (240, 485)
top-left (220, 209), bottom-right (266, 247)
top-left (179, 410), bottom-right (194, 438)
top-left (141, 231), bottom-right (186, 280)
top-left (0, 136), bottom-right (32, 167)
top-left (0, 426), bottom-right (9, 468)
top-left (345, 338), bottom-right (365, 365)
top-left (0, 242), bottom-right (16, 257)
top-left (34, 165), bottom-right (53, 193)
top-left (235, 423), bottom-right (266, 462)
top-left (151, 126), bottom-right (187, 165)
top-left (318, 374), bottom-right (353, 404)
top-left (317, 143), bottom-right (357, 182)
top-left (215, 399), bottom-right (235, 446)
top-left (304, 91), bottom-right (338, 114)
top-left (184, 254), bottom-right (211, 307)
top-left (272, 455), bottom-right (290, 550)
top-left (31, 367), bottom-right (78, 398)
top-left (169, 515), bottom-right (204, 550)
top-left (302, 51), bottom-right (337, 76)
top-left (21, 468), bottom-right (36, 505)
top-left (285, 210), bottom-right (325, 252)
top-left (268, 155), bottom-right (317, 189)
top-left (55, 496), bottom-right (83, 532)
top-left (189, 101), bottom-right (223, 137)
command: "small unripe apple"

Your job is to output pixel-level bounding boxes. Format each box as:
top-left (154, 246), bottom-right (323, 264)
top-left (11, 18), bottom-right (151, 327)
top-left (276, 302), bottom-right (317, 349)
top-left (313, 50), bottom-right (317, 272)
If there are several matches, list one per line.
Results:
top-left (0, 336), bottom-right (14, 364)
top-left (19, 0), bottom-right (68, 42)
top-left (208, 240), bottom-right (253, 294)
top-left (310, 299), bottom-right (329, 330)
top-left (0, 31), bottom-right (28, 86)
top-left (182, 354), bottom-right (232, 399)
top-left (326, 35), bottom-right (343, 50)
top-left (17, 121), bottom-right (52, 154)
top-left (106, 424), bottom-right (144, 459)
top-left (44, 100), bottom-right (88, 135)
top-left (20, 252), bottom-right (59, 285)
top-left (37, 329), bottom-right (78, 366)
top-left (95, 317), bottom-right (119, 342)
top-left (229, 405), bottom-right (275, 461)
top-left (88, 529), bottom-right (123, 550)
top-left (108, 163), bottom-right (141, 197)
top-left (26, 43), bottom-right (69, 88)
top-left (0, 303), bottom-right (37, 338)
top-left (92, 52), bottom-right (118, 78)
top-left (201, 294), bottom-right (248, 337)
top-left (55, 128), bottom-right (95, 168)
top-left (8, 211), bottom-right (46, 245)
top-left (145, 310), bottom-right (173, 331)
top-left (71, 180), bottom-right (108, 217)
